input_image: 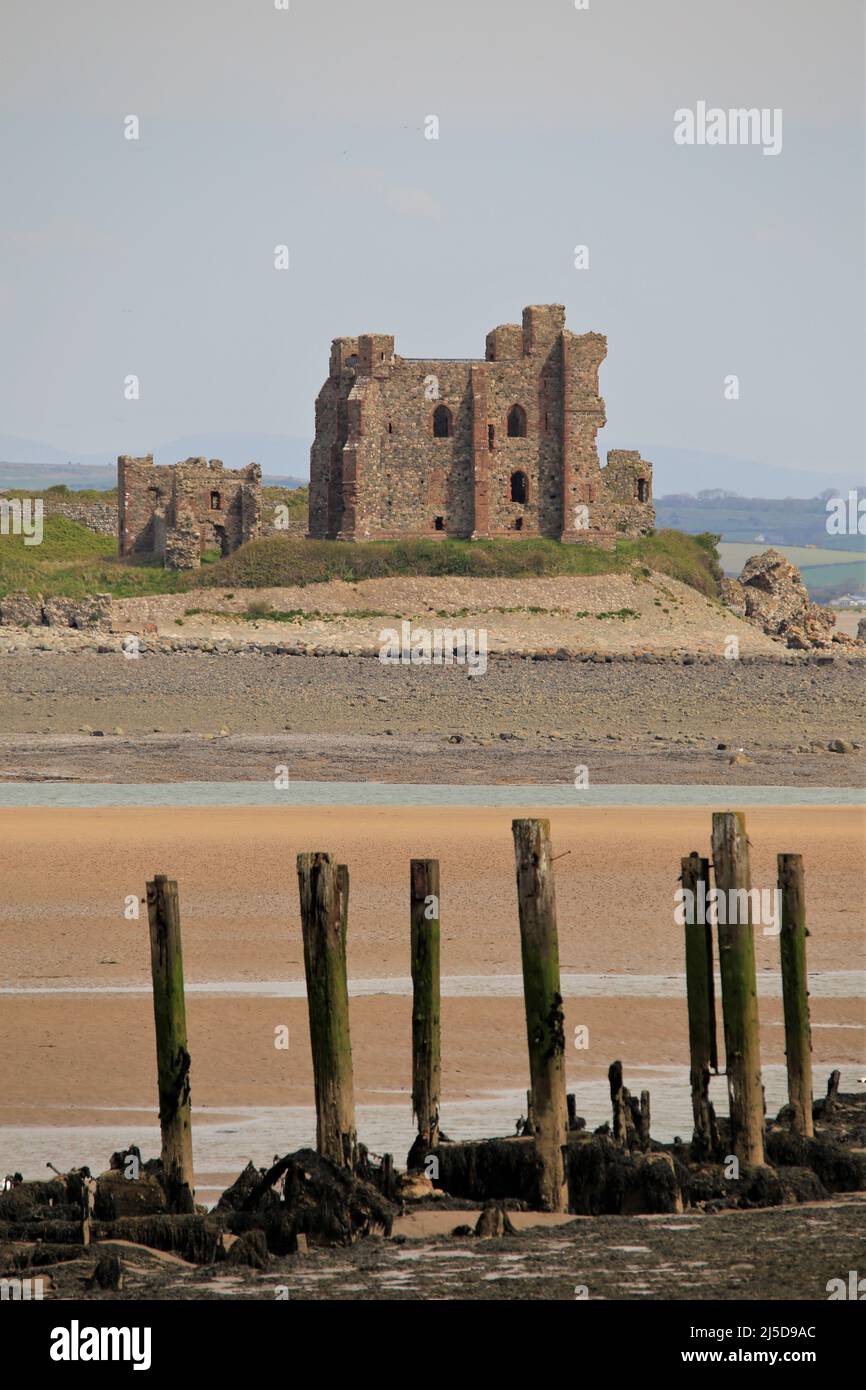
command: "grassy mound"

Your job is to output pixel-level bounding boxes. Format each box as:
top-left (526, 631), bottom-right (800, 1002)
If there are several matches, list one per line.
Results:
top-left (196, 529), bottom-right (723, 597)
top-left (0, 517), bottom-right (186, 599)
top-left (0, 513), bottom-right (722, 602)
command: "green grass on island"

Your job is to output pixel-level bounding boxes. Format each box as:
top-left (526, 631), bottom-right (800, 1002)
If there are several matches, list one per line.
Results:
top-left (0, 513), bottom-right (723, 602)
top-left (196, 530), bottom-right (722, 596)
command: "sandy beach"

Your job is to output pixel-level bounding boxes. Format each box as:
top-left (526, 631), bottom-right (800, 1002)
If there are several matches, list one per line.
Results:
top-left (2, 804), bottom-right (862, 1185)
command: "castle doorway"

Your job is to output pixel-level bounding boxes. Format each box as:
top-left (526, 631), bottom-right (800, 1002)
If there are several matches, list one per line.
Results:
top-left (510, 470), bottom-right (528, 504)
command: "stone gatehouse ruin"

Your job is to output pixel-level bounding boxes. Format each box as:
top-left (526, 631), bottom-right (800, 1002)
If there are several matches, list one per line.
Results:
top-left (308, 304), bottom-right (654, 545)
top-left (118, 455), bottom-right (261, 570)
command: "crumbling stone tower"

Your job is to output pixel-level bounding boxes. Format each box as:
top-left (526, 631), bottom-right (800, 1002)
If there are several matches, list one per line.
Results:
top-left (308, 304), bottom-right (653, 546)
top-left (118, 456), bottom-right (261, 570)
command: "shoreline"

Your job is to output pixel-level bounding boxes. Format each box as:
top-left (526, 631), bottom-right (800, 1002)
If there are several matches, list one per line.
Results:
top-left (2, 803), bottom-right (861, 1187)
top-left (0, 645), bottom-right (863, 786)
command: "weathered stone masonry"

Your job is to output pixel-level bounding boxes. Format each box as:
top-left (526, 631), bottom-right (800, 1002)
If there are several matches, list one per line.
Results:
top-left (308, 305), bottom-right (654, 546)
top-left (118, 456), bottom-right (261, 570)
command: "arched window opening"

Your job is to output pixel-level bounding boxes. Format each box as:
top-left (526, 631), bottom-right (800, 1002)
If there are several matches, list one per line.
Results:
top-left (434, 516), bottom-right (445, 531)
top-left (510, 470), bottom-right (528, 504)
top-left (432, 404), bottom-right (452, 438)
top-left (507, 404), bottom-right (527, 438)
top-left (637, 478), bottom-right (649, 502)
top-left (386, 420), bottom-right (393, 434)
top-left (210, 491), bottom-right (222, 510)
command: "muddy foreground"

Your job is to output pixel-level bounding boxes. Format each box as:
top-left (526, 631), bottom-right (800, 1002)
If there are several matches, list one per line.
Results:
top-left (0, 650), bottom-right (863, 785)
top-left (12, 1195), bottom-right (866, 1301)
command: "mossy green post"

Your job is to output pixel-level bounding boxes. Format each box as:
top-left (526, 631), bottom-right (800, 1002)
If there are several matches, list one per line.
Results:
top-left (681, 851), bottom-right (718, 1157)
top-left (146, 875), bottom-right (195, 1213)
top-left (297, 853), bottom-right (357, 1169)
top-left (777, 854), bottom-right (814, 1137)
top-left (710, 812), bottom-right (765, 1167)
top-left (410, 859), bottom-right (441, 1151)
top-left (512, 819), bottom-right (568, 1212)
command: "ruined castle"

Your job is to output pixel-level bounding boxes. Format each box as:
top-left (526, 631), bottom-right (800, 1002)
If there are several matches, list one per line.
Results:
top-left (118, 455), bottom-right (261, 569)
top-left (308, 304), bottom-right (654, 545)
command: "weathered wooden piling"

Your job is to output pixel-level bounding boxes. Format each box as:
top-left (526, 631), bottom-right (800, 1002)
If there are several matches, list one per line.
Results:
top-left (297, 853), bottom-right (357, 1168)
top-left (145, 875), bottom-right (195, 1213)
top-left (80, 1175), bottom-right (96, 1247)
top-left (609, 1060), bottom-right (629, 1148)
top-left (638, 1090), bottom-right (651, 1152)
top-left (778, 854), bottom-right (814, 1137)
top-left (681, 851), bottom-right (718, 1157)
top-left (512, 819), bottom-right (568, 1212)
top-left (710, 812), bottom-right (765, 1166)
top-left (410, 858), bottom-right (441, 1151)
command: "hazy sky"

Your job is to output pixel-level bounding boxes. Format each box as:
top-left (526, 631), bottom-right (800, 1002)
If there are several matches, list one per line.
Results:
top-left (1, 0), bottom-right (863, 479)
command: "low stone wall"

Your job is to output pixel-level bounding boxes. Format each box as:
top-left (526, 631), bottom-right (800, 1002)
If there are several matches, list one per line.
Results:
top-left (41, 500), bottom-right (117, 535)
top-left (0, 590), bottom-right (111, 629)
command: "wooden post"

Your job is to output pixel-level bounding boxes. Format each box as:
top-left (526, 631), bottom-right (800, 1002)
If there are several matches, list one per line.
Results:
top-left (681, 851), bottom-right (718, 1157)
top-left (711, 813), bottom-right (765, 1167)
top-left (382, 1152), bottom-right (395, 1201)
top-left (525, 1090), bottom-right (535, 1133)
top-left (80, 1176), bottom-right (96, 1247)
top-left (609, 1060), bottom-right (629, 1148)
top-left (777, 854), bottom-right (814, 1137)
top-left (145, 875), bottom-right (195, 1213)
top-left (410, 859), bottom-right (441, 1151)
top-left (512, 819), bottom-right (568, 1212)
top-left (297, 853), bottom-right (357, 1168)
top-left (638, 1090), bottom-right (651, 1151)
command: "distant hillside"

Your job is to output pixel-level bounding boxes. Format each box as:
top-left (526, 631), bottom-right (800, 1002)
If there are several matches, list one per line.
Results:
top-left (4, 435), bottom-right (863, 499)
top-left (0, 432), bottom-right (311, 485)
top-left (0, 462), bottom-right (306, 492)
top-left (622, 446), bottom-right (862, 499)
top-left (655, 492), bottom-right (866, 552)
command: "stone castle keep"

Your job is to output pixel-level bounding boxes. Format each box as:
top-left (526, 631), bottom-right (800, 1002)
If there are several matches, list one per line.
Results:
top-left (308, 304), bottom-right (654, 545)
top-left (118, 455), bottom-right (261, 569)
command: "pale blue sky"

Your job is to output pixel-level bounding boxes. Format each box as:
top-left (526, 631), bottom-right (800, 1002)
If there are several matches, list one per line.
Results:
top-left (0, 0), bottom-right (863, 487)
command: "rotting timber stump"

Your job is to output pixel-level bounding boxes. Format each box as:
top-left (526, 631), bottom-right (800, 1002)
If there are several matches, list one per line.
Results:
top-left (681, 851), bottom-right (719, 1160)
top-left (145, 875), bottom-right (195, 1213)
top-left (512, 819), bottom-right (568, 1212)
top-left (297, 853), bottom-right (357, 1169)
top-left (777, 853), bottom-right (814, 1137)
top-left (711, 812), bottom-right (765, 1168)
top-left (433, 1134), bottom-right (685, 1216)
top-left (410, 858), bottom-right (441, 1159)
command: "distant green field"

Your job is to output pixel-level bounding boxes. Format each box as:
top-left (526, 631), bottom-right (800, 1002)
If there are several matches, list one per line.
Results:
top-left (718, 542), bottom-right (866, 601)
top-left (799, 561), bottom-right (866, 593)
top-left (718, 542), bottom-right (865, 571)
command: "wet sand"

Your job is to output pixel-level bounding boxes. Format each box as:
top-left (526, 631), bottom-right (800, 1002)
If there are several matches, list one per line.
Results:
top-left (1, 804), bottom-right (862, 1182)
top-left (0, 651), bottom-right (863, 789)
top-left (2, 804), bottom-right (863, 986)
